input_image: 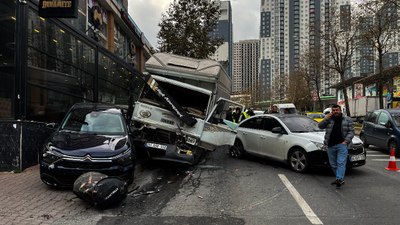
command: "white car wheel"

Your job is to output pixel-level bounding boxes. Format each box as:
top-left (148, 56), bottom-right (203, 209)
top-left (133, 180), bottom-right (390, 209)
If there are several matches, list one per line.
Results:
top-left (288, 148), bottom-right (309, 173)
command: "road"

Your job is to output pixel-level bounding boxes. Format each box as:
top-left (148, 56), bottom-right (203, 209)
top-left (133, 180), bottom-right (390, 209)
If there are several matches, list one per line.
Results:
top-left (53, 146), bottom-right (400, 225)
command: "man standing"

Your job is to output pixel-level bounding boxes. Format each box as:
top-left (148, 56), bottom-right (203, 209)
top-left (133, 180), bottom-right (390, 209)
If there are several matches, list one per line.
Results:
top-left (318, 104), bottom-right (354, 188)
top-left (387, 91), bottom-right (392, 109)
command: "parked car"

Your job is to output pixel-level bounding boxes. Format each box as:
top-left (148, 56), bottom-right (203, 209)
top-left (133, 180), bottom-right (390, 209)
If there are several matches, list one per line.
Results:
top-left (39, 103), bottom-right (135, 188)
top-left (229, 114), bottom-right (366, 172)
top-left (306, 112), bottom-right (325, 122)
top-left (360, 109), bottom-right (400, 156)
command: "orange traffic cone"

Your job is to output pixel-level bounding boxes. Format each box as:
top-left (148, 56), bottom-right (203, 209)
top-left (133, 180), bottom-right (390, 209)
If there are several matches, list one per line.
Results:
top-left (385, 147), bottom-right (400, 171)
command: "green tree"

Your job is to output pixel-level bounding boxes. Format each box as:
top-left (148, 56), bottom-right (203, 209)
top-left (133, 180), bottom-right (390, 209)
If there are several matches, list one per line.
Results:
top-left (157, 0), bottom-right (223, 59)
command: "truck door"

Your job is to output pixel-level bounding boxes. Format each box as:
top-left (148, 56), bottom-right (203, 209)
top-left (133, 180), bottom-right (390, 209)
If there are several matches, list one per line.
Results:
top-left (199, 98), bottom-right (244, 150)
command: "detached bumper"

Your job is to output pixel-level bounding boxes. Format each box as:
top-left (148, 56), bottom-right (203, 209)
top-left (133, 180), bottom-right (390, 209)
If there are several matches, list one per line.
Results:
top-left (39, 161), bottom-right (134, 188)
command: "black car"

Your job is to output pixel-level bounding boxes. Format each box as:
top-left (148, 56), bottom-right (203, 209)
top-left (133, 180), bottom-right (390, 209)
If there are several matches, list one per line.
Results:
top-left (39, 103), bottom-right (135, 188)
top-left (360, 109), bottom-right (400, 156)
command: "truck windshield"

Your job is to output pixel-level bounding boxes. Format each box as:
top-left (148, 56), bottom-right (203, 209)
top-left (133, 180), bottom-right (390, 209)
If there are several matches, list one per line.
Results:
top-left (139, 80), bottom-right (210, 119)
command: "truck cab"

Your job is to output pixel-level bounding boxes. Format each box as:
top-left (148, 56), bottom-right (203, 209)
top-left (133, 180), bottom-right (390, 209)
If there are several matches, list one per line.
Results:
top-left (131, 53), bottom-right (243, 164)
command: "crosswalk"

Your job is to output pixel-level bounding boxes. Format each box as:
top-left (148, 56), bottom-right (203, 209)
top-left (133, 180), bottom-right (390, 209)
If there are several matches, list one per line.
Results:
top-left (366, 149), bottom-right (400, 161)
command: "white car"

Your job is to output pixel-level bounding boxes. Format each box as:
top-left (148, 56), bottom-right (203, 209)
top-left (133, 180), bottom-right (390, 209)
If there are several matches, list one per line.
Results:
top-left (229, 114), bottom-right (366, 172)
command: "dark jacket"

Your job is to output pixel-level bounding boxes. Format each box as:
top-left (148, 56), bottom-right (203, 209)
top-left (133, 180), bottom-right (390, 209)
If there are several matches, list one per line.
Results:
top-left (318, 114), bottom-right (355, 146)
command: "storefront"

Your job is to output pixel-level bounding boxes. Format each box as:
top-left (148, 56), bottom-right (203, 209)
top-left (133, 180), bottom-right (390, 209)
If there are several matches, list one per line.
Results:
top-left (0, 0), bottom-right (151, 171)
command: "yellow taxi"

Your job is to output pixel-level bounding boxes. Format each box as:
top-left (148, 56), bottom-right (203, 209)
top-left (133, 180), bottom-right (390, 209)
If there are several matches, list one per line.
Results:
top-left (306, 112), bottom-right (325, 123)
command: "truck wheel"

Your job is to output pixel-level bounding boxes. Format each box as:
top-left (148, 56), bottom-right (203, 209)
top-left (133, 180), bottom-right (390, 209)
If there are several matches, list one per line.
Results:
top-left (360, 134), bottom-right (369, 148)
top-left (229, 139), bottom-right (245, 159)
top-left (288, 148), bottom-right (309, 173)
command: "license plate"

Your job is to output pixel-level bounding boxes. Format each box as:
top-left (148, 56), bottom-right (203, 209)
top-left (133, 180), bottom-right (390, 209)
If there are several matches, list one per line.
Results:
top-left (186, 136), bottom-right (197, 145)
top-left (350, 154), bottom-right (365, 162)
top-left (146, 143), bottom-right (167, 150)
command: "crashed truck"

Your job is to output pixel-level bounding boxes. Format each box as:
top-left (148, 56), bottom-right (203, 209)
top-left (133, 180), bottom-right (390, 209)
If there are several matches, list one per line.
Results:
top-left (130, 53), bottom-right (243, 165)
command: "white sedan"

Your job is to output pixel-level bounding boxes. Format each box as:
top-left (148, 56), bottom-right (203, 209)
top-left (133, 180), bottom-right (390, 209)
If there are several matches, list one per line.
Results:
top-left (229, 114), bottom-right (366, 172)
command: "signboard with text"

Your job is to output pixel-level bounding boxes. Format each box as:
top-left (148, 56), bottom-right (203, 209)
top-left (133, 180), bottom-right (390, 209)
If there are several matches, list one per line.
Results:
top-left (39, 0), bottom-right (78, 18)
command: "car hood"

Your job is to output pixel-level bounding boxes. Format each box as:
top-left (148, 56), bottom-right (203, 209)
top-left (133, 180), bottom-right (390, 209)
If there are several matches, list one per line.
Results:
top-left (48, 131), bottom-right (129, 157)
top-left (291, 131), bottom-right (325, 143)
top-left (291, 131), bottom-right (363, 145)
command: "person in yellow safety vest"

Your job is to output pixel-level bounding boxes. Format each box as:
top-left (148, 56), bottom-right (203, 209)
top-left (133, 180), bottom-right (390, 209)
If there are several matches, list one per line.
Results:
top-left (239, 108), bottom-right (254, 122)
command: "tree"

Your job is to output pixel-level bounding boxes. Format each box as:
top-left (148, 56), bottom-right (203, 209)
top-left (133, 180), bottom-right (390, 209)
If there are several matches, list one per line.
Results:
top-left (287, 69), bottom-right (313, 112)
top-left (157, 0), bottom-right (223, 59)
top-left (320, 3), bottom-right (360, 117)
top-left (357, 0), bottom-right (399, 109)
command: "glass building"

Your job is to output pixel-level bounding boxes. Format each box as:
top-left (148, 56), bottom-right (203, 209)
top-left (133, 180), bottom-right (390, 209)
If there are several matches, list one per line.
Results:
top-left (0, 0), bottom-right (152, 171)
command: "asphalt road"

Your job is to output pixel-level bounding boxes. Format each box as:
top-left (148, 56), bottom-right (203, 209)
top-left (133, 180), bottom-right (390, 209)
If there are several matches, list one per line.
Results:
top-left (54, 146), bottom-right (400, 225)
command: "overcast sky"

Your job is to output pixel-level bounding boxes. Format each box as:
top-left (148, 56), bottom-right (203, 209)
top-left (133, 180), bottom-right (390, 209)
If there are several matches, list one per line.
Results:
top-left (128, 0), bottom-right (260, 48)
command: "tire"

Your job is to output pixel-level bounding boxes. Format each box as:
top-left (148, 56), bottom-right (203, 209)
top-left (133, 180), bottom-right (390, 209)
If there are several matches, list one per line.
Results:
top-left (229, 139), bottom-right (245, 159)
top-left (360, 134), bottom-right (369, 148)
top-left (288, 148), bottom-right (309, 173)
top-left (388, 140), bottom-right (399, 157)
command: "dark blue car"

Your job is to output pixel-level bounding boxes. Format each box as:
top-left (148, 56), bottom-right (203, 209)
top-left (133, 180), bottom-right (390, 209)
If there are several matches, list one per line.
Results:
top-left (39, 103), bottom-right (135, 188)
top-left (360, 109), bottom-right (400, 156)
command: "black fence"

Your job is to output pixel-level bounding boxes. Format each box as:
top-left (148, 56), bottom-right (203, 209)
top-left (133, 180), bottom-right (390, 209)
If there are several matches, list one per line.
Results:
top-left (0, 120), bottom-right (55, 171)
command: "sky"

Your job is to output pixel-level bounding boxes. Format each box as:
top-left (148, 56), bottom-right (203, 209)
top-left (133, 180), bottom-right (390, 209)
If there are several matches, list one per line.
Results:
top-left (128, 0), bottom-right (260, 49)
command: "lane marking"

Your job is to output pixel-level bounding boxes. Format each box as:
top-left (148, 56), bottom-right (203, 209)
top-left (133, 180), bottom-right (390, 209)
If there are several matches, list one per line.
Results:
top-left (278, 174), bottom-right (323, 225)
top-left (371, 159), bottom-right (400, 162)
top-left (367, 155), bottom-right (388, 157)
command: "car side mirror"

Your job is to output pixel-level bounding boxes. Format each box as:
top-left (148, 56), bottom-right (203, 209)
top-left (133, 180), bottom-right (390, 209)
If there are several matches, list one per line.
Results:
top-left (271, 127), bottom-right (283, 134)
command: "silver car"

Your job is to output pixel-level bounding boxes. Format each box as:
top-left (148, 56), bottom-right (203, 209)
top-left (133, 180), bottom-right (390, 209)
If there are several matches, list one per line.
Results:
top-left (229, 114), bottom-right (366, 172)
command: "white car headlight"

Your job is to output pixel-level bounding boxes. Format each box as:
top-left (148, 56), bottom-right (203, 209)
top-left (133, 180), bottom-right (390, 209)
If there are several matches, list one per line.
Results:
top-left (311, 141), bottom-right (327, 151)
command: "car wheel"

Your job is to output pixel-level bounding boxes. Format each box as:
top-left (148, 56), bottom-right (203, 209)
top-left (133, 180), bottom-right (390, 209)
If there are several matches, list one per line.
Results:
top-left (288, 148), bottom-right (309, 173)
top-left (388, 140), bottom-right (399, 157)
top-left (360, 134), bottom-right (369, 148)
top-left (229, 139), bottom-right (245, 159)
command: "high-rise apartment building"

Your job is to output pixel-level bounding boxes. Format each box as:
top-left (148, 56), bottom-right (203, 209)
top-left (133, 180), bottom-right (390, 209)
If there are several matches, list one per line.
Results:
top-left (259, 0), bottom-right (400, 101)
top-left (211, 0), bottom-right (233, 78)
top-left (233, 40), bottom-right (260, 102)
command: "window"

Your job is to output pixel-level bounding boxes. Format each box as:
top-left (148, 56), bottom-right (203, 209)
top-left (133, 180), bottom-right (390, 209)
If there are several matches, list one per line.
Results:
top-left (377, 112), bottom-right (389, 126)
top-left (0, 0), bottom-right (16, 118)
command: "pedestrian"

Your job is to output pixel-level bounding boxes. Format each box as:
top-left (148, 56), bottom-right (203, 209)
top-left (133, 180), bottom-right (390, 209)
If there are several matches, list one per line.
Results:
top-left (225, 107), bottom-right (234, 122)
top-left (387, 91), bottom-right (392, 109)
top-left (318, 104), bottom-right (354, 188)
top-left (233, 107), bottom-right (241, 123)
top-left (270, 105), bottom-right (278, 113)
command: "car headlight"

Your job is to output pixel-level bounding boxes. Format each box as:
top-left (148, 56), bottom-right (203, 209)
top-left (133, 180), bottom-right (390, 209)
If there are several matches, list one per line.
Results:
top-left (113, 149), bottom-right (132, 165)
top-left (41, 144), bottom-right (63, 165)
top-left (311, 141), bottom-right (327, 151)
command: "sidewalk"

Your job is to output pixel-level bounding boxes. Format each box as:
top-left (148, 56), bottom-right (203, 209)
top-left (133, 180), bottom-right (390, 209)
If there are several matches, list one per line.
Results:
top-left (0, 165), bottom-right (97, 225)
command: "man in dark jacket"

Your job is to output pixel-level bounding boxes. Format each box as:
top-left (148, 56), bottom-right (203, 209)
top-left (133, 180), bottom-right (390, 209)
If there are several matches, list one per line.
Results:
top-left (318, 104), bottom-right (354, 188)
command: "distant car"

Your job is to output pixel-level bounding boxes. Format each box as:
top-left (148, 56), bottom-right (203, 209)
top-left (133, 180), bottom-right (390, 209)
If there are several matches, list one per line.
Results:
top-left (306, 112), bottom-right (325, 122)
top-left (360, 109), bottom-right (400, 156)
top-left (229, 114), bottom-right (366, 172)
top-left (39, 103), bottom-right (135, 188)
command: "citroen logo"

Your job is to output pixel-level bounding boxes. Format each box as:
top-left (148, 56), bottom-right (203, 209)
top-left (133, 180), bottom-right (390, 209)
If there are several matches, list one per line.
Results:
top-left (83, 154), bottom-right (93, 162)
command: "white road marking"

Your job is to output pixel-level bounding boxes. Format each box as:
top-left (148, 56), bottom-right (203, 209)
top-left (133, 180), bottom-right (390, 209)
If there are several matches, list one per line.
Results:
top-left (367, 155), bottom-right (388, 157)
top-left (371, 159), bottom-right (400, 162)
top-left (278, 174), bottom-right (323, 225)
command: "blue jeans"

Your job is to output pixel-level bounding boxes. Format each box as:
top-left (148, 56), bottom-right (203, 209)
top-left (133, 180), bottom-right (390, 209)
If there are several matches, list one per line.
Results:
top-left (327, 143), bottom-right (348, 181)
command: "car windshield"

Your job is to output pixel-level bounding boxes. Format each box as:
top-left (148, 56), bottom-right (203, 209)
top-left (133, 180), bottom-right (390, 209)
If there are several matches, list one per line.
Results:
top-left (391, 113), bottom-right (400, 126)
top-left (60, 108), bottom-right (125, 135)
top-left (280, 116), bottom-right (323, 133)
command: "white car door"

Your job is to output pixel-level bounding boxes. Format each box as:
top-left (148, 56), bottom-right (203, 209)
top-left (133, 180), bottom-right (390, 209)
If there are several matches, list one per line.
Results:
top-left (236, 117), bottom-right (265, 154)
top-left (256, 117), bottom-right (290, 160)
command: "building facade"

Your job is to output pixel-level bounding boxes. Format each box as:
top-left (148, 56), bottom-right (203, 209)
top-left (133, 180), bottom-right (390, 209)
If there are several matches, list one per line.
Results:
top-left (233, 40), bottom-right (260, 103)
top-left (210, 0), bottom-right (233, 78)
top-left (0, 0), bottom-right (152, 171)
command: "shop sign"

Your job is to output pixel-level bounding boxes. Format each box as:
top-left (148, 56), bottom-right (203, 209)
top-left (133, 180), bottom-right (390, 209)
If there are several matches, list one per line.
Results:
top-left (39, 0), bottom-right (78, 18)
